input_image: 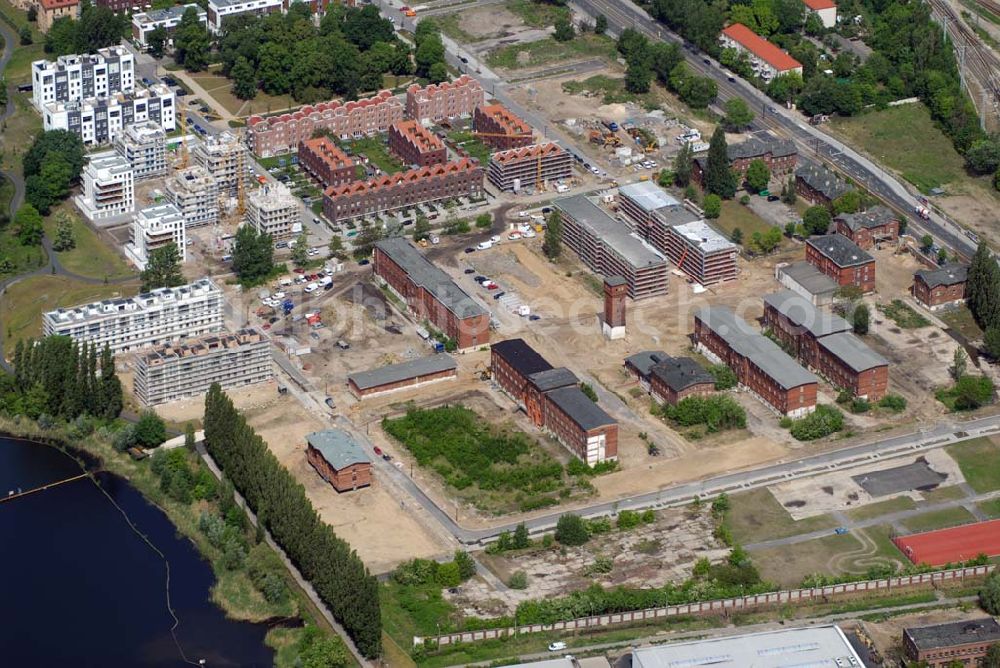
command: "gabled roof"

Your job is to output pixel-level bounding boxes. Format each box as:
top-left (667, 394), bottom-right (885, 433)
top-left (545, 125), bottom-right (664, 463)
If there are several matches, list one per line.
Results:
top-left (306, 430), bottom-right (370, 470)
top-left (795, 160), bottom-right (851, 201)
top-left (528, 367), bottom-right (579, 393)
top-left (904, 618), bottom-right (1000, 651)
top-left (390, 120), bottom-right (445, 153)
top-left (764, 290), bottom-right (851, 338)
top-left (650, 357), bottom-right (714, 393)
top-left (348, 354), bottom-right (456, 391)
top-left (475, 103), bottom-right (532, 136)
top-left (801, 0), bottom-right (836, 9)
top-left (807, 234), bottom-right (874, 268)
top-left (325, 159), bottom-right (479, 198)
top-left (490, 143), bottom-right (566, 165)
top-left (835, 206), bottom-right (898, 232)
top-left (915, 263), bottom-right (968, 289)
top-left (248, 90), bottom-right (398, 129)
top-left (817, 331), bottom-right (888, 373)
top-left (721, 23), bottom-right (803, 72)
top-left (729, 136), bottom-right (797, 160)
top-left (545, 386), bottom-right (616, 431)
top-left (624, 350), bottom-right (671, 378)
top-left (491, 338), bottom-right (552, 377)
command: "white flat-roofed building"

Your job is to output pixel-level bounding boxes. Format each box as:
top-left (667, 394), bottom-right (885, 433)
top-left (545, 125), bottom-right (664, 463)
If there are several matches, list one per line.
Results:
top-left (42, 85), bottom-right (176, 146)
top-left (132, 4), bottom-right (207, 48)
top-left (114, 121), bottom-right (168, 180)
top-left (75, 152), bottom-right (134, 222)
top-left (193, 131), bottom-right (250, 197)
top-left (134, 327), bottom-right (272, 405)
top-left (664, 220), bottom-right (739, 285)
top-left (126, 203), bottom-right (187, 270)
top-left (246, 184), bottom-right (300, 239)
top-left (31, 46), bottom-right (134, 110)
top-left (42, 278), bottom-right (225, 354)
top-left (206, 0), bottom-right (283, 33)
top-left (166, 165), bottom-right (219, 227)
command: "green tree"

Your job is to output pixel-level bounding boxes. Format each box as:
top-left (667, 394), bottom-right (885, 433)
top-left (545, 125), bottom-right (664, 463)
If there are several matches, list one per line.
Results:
top-left (291, 231), bottom-right (310, 267)
top-left (984, 326), bottom-right (1000, 360)
top-left (781, 176), bottom-right (797, 204)
top-left (981, 571), bottom-right (1000, 615)
top-left (184, 422), bottom-right (197, 451)
top-left (140, 243), bottom-right (185, 292)
top-left (705, 126), bottom-right (736, 199)
top-left (950, 347), bottom-right (968, 382)
top-left (966, 242), bottom-right (1000, 330)
top-left (412, 214), bottom-right (431, 241)
top-left (851, 303), bottom-right (870, 335)
top-left (24, 130), bottom-right (85, 182)
top-left (673, 141), bottom-right (693, 187)
top-left (513, 522), bottom-right (531, 549)
top-left (352, 219), bottom-right (383, 260)
top-left (174, 7), bottom-right (210, 71)
top-left (134, 410), bottom-right (167, 448)
top-left (965, 138), bottom-right (1000, 175)
top-left (624, 59), bottom-right (652, 94)
top-left (453, 550), bottom-right (476, 580)
top-left (14, 205), bottom-right (44, 246)
top-left (297, 627), bottom-right (350, 668)
top-left (543, 210), bottom-right (563, 259)
top-left (595, 13), bottom-right (608, 34)
top-left (475, 213), bottom-right (492, 228)
top-left (723, 98), bottom-right (754, 131)
top-left (831, 190), bottom-right (863, 215)
top-left (231, 56), bottom-right (257, 101)
top-left (232, 225), bottom-right (275, 284)
top-left (98, 344), bottom-right (123, 420)
top-left (703, 193), bottom-right (721, 219)
top-left (555, 513), bottom-right (589, 546)
top-left (147, 26), bottom-right (168, 59)
top-left (984, 643), bottom-right (1000, 668)
top-left (52, 213), bottom-right (76, 251)
top-left (920, 234), bottom-right (934, 252)
top-left (27, 5), bottom-right (36, 21)
top-left (19, 25), bottom-right (31, 45)
top-left (730, 227), bottom-right (743, 245)
top-left (553, 16), bottom-right (575, 42)
top-left (744, 159), bottom-right (770, 193)
top-left (802, 205), bottom-right (831, 236)
top-left (328, 235), bottom-right (346, 260)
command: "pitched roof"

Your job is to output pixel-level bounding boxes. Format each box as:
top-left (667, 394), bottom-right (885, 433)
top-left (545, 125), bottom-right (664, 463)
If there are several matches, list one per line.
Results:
top-left (491, 338), bottom-right (552, 377)
top-left (915, 263), bottom-right (968, 289)
top-left (806, 234), bottom-right (874, 268)
top-left (528, 367), bottom-right (579, 393)
top-left (325, 159), bottom-right (479, 198)
top-left (801, 0), bottom-right (837, 9)
top-left (490, 143), bottom-right (566, 165)
top-left (619, 181), bottom-right (680, 212)
top-left (721, 23), bottom-right (803, 72)
top-left (763, 290), bottom-right (852, 338)
top-left (624, 350), bottom-right (671, 378)
top-left (248, 90), bottom-right (398, 129)
top-left (817, 331), bottom-right (888, 373)
top-left (299, 136), bottom-right (354, 169)
top-left (475, 103), bottom-right (532, 136)
top-left (795, 160), bottom-right (851, 201)
top-left (904, 618), bottom-right (1000, 651)
top-left (729, 136), bottom-right (797, 160)
top-left (545, 386), bottom-right (617, 431)
top-left (306, 430), bottom-right (370, 469)
top-left (390, 120), bottom-right (445, 153)
top-left (650, 357), bottom-right (715, 393)
top-left (348, 354), bottom-right (457, 391)
top-left (39, 0), bottom-right (78, 9)
top-left (835, 205), bottom-right (898, 232)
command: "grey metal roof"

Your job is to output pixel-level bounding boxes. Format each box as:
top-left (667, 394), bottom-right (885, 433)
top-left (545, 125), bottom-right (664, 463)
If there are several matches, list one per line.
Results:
top-left (835, 205), bottom-right (898, 232)
top-left (780, 261), bottom-right (839, 297)
top-left (624, 350), bottom-right (670, 378)
top-left (916, 263), bottom-right (968, 289)
top-left (554, 195), bottom-right (667, 269)
top-left (528, 367), bottom-right (578, 392)
top-left (650, 357), bottom-right (714, 392)
top-left (696, 306), bottom-right (818, 389)
top-left (807, 234), bottom-right (874, 268)
top-left (545, 386), bottom-right (616, 431)
top-left (619, 181), bottom-right (679, 212)
top-left (375, 237), bottom-right (487, 319)
top-left (817, 331), bottom-right (888, 373)
top-left (348, 354), bottom-right (456, 390)
top-left (306, 429), bottom-right (370, 469)
top-left (904, 618), bottom-right (1000, 651)
top-left (728, 136), bottom-right (796, 160)
top-left (491, 338), bottom-right (552, 377)
top-left (650, 204), bottom-right (701, 228)
top-left (672, 220), bottom-right (737, 254)
top-left (763, 290), bottom-right (851, 338)
top-left (795, 159), bottom-right (851, 201)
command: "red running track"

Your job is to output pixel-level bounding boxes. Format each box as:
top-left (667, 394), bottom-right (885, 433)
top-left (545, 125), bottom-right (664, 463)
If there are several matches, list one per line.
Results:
top-left (894, 518), bottom-right (1000, 566)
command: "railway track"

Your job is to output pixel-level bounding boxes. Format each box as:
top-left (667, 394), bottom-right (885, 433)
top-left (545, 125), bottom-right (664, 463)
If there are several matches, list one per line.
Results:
top-left (927, 0), bottom-right (1000, 126)
top-left (974, 0), bottom-right (1000, 18)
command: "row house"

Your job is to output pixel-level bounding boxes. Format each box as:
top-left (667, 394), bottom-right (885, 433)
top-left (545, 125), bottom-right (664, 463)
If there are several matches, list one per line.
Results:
top-left (405, 75), bottom-right (485, 123)
top-left (472, 103), bottom-right (533, 150)
top-left (387, 120), bottom-right (448, 167)
top-left (298, 136), bottom-right (357, 188)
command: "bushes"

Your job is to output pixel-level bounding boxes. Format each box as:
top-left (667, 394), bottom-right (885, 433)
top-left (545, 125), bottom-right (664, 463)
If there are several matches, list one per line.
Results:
top-left (661, 395), bottom-right (746, 432)
top-left (151, 448), bottom-right (217, 504)
top-left (391, 551), bottom-right (477, 588)
top-left (708, 365), bottom-right (737, 390)
top-left (508, 571), bottom-right (528, 589)
top-left (788, 405), bottom-right (844, 441)
top-left (937, 375), bottom-right (996, 411)
top-left (555, 513), bottom-right (589, 546)
top-left (878, 394), bottom-right (907, 412)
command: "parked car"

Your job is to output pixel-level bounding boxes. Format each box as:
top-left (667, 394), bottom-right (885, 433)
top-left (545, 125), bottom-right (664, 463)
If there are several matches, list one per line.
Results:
top-left (474, 275), bottom-right (488, 283)
top-left (374, 446), bottom-right (383, 456)
top-left (529, 314), bottom-right (541, 321)
top-left (548, 642), bottom-right (567, 652)
top-left (294, 267), bottom-right (306, 274)
top-left (382, 453), bottom-right (392, 461)
top-left (464, 268), bottom-right (475, 274)
top-left (325, 397), bottom-right (335, 409)
top-left (767, 195), bottom-right (780, 202)
top-left (358, 258), bottom-right (370, 265)
top-left (464, 247), bottom-right (476, 254)
top-left (493, 291), bottom-right (506, 300)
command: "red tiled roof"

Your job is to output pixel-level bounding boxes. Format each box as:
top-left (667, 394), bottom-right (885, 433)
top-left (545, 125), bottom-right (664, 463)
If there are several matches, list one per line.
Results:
top-left (248, 90), bottom-right (397, 129)
top-left (39, 0), bottom-right (78, 10)
top-left (325, 159), bottom-right (480, 197)
top-left (390, 120), bottom-right (444, 152)
top-left (801, 0), bottom-right (836, 10)
top-left (721, 23), bottom-right (802, 72)
top-left (406, 75), bottom-right (479, 99)
top-left (491, 143), bottom-right (565, 165)
top-left (475, 103), bottom-right (532, 137)
top-left (299, 137), bottom-right (353, 168)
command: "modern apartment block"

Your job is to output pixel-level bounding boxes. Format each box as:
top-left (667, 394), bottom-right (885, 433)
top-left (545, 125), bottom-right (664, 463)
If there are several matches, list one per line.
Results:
top-left (554, 195), bottom-right (669, 300)
top-left (388, 120), bottom-right (447, 167)
top-left (245, 184), bottom-right (300, 240)
top-left (405, 75), bottom-right (485, 123)
top-left (42, 85), bottom-right (176, 145)
top-left (693, 305), bottom-right (818, 417)
top-left (166, 166), bottom-right (220, 228)
top-left (134, 328), bottom-right (272, 405)
top-left (206, 0), bottom-right (282, 33)
top-left (373, 237), bottom-right (489, 350)
top-left (42, 278), bottom-right (225, 354)
top-left (31, 46), bottom-right (135, 109)
top-left (193, 131), bottom-right (251, 196)
top-left (617, 181), bottom-right (685, 232)
top-left (246, 90), bottom-right (404, 158)
top-left (805, 234), bottom-right (876, 293)
top-left (297, 137), bottom-right (357, 188)
top-left (763, 290), bottom-right (888, 400)
top-left (487, 143), bottom-right (572, 192)
top-left (323, 159), bottom-right (483, 224)
top-left (662, 220), bottom-right (739, 286)
top-left (75, 152), bottom-right (134, 222)
top-left (719, 23), bottom-right (803, 81)
top-left (126, 203), bottom-right (187, 270)
top-left (833, 206), bottom-right (900, 250)
top-left (913, 264), bottom-right (968, 310)
top-left (491, 338), bottom-right (618, 465)
top-left (132, 4), bottom-right (207, 48)
top-left (472, 103), bottom-right (533, 149)
top-left (114, 121), bottom-right (168, 181)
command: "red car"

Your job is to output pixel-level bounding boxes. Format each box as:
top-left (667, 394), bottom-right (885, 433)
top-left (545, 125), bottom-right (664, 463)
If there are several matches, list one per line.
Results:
top-left (294, 268), bottom-right (306, 274)
top-left (373, 446), bottom-right (383, 456)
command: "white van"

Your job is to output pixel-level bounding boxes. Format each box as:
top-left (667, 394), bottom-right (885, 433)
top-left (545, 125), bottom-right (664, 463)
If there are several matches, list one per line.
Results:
top-left (477, 240), bottom-right (493, 250)
top-left (304, 282), bottom-right (319, 293)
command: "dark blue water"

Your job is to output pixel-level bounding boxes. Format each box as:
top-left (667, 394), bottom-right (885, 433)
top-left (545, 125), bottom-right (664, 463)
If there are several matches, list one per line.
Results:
top-left (0, 435), bottom-right (275, 667)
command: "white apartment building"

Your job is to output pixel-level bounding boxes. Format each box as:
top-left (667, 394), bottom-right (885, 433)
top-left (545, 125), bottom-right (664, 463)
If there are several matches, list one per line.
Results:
top-left (114, 121), bottom-right (168, 181)
top-left (193, 131), bottom-right (250, 196)
top-left (43, 85), bottom-right (176, 146)
top-left (132, 4), bottom-right (207, 49)
top-left (75, 152), bottom-right (135, 222)
top-left (206, 0), bottom-right (283, 33)
top-left (245, 184), bottom-right (299, 240)
top-left (134, 328), bottom-right (273, 405)
top-left (43, 278), bottom-right (225, 355)
top-left (125, 203), bottom-right (187, 271)
top-left (31, 46), bottom-right (135, 110)
top-left (801, 0), bottom-right (837, 28)
top-left (166, 165), bottom-right (220, 227)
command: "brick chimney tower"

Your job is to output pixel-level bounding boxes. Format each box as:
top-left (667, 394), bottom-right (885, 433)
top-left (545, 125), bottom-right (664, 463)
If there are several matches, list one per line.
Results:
top-left (602, 275), bottom-right (627, 340)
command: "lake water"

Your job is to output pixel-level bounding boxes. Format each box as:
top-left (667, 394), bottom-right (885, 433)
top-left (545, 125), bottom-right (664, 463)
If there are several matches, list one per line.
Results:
top-left (0, 434), bottom-right (275, 667)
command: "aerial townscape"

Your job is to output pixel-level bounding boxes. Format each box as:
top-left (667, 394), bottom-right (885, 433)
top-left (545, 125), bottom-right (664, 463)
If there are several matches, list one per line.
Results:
top-left (4, 0), bottom-right (1000, 664)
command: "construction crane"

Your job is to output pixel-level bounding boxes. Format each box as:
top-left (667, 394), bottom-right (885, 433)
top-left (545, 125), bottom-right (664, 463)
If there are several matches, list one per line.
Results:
top-left (471, 130), bottom-right (545, 191)
top-left (177, 112), bottom-right (189, 169)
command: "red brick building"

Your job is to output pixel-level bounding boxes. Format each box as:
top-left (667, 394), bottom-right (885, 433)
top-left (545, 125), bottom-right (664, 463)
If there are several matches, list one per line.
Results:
top-left (912, 264), bottom-right (968, 310)
top-left (373, 237), bottom-right (489, 350)
top-left (624, 350), bottom-right (715, 406)
top-left (247, 90), bottom-right (404, 158)
top-left (405, 75), bottom-right (485, 123)
top-left (472, 103), bottom-right (533, 150)
top-left (306, 429), bottom-right (371, 492)
top-left (387, 120), bottom-right (447, 167)
top-left (693, 306), bottom-right (818, 417)
top-left (323, 158), bottom-right (483, 224)
top-left (297, 137), bottom-right (356, 188)
top-left (805, 234), bottom-right (876, 293)
top-left (795, 160), bottom-right (851, 206)
top-left (834, 206), bottom-right (900, 250)
top-left (903, 618), bottom-right (1000, 668)
top-left (763, 290), bottom-right (889, 400)
top-left (693, 136), bottom-right (797, 186)
top-left (490, 338), bottom-right (619, 464)
top-left (348, 354), bottom-right (457, 398)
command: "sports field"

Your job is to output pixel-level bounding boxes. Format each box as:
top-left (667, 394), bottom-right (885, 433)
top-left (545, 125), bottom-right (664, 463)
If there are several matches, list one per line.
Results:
top-left (894, 518), bottom-right (1000, 565)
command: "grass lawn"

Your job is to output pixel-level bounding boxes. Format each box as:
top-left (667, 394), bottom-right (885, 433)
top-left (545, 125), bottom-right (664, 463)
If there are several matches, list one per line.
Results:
top-left (42, 206), bottom-right (136, 281)
top-left (0, 224), bottom-right (46, 278)
top-left (751, 532), bottom-right (860, 587)
top-left (877, 299), bottom-right (931, 329)
top-left (344, 136), bottom-right (405, 175)
top-left (486, 34), bottom-right (617, 70)
top-left (187, 68), bottom-right (296, 118)
top-left (900, 506), bottom-right (976, 533)
top-left (846, 496), bottom-right (916, 522)
top-left (562, 75), bottom-right (659, 110)
top-left (4, 42), bottom-right (44, 84)
top-left (504, 0), bottom-right (570, 27)
top-left (436, 14), bottom-right (483, 44)
top-left (828, 105), bottom-right (972, 193)
top-left (947, 436), bottom-right (1000, 493)
top-left (918, 485), bottom-right (968, 504)
top-left (0, 93), bottom-right (43, 172)
top-left (0, 274), bottom-right (138, 351)
top-left (714, 200), bottom-right (782, 247)
top-left (939, 306), bottom-right (983, 341)
top-left (977, 498), bottom-right (1000, 519)
top-left (447, 130), bottom-right (492, 166)
top-left (723, 488), bottom-right (838, 544)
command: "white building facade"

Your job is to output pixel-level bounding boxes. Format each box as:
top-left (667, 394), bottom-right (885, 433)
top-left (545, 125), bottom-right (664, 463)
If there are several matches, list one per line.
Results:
top-left (114, 121), bottom-right (168, 181)
top-left (131, 4), bottom-right (207, 48)
top-left (42, 85), bottom-right (176, 146)
top-left (166, 166), bottom-right (220, 228)
top-left (206, 0), bottom-right (283, 33)
top-left (31, 46), bottom-right (135, 110)
top-left (126, 203), bottom-right (187, 270)
top-left (245, 184), bottom-right (299, 239)
top-left (75, 152), bottom-right (135, 222)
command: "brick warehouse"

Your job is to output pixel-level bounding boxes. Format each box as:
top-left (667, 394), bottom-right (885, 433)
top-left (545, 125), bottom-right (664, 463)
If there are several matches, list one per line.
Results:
top-left (387, 120), bottom-right (447, 167)
top-left (405, 75), bottom-right (484, 123)
top-left (491, 339), bottom-right (618, 464)
top-left (806, 234), bottom-right (876, 293)
top-left (348, 354), bottom-right (457, 399)
top-left (694, 136), bottom-right (797, 185)
top-left (473, 103), bottom-right (533, 150)
top-left (306, 430), bottom-right (372, 493)
top-left (903, 618), bottom-right (1000, 668)
top-left (834, 206), bottom-right (900, 250)
top-left (693, 306), bottom-right (818, 417)
top-left (795, 159), bottom-right (851, 206)
top-left (624, 351), bottom-right (715, 406)
top-left (912, 264), bottom-right (967, 310)
top-left (487, 143), bottom-right (572, 192)
top-left (323, 158), bottom-right (483, 224)
top-left (763, 290), bottom-right (889, 400)
top-left (373, 237), bottom-right (489, 350)
top-left (297, 137), bottom-right (356, 188)
top-left (247, 90), bottom-right (403, 157)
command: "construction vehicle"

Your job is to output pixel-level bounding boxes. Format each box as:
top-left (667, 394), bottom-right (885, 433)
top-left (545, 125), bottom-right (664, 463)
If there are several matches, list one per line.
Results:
top-left (474, 363), bottom-right (492, 381)
top-left (627, 127), bottom-right (658, 153)
top-left (589, 130), bottom-right (621, 147)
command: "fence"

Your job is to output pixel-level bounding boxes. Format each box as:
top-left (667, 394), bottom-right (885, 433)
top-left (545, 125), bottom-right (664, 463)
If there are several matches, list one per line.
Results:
top-left (414, 565), bottom-right (991, 647)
